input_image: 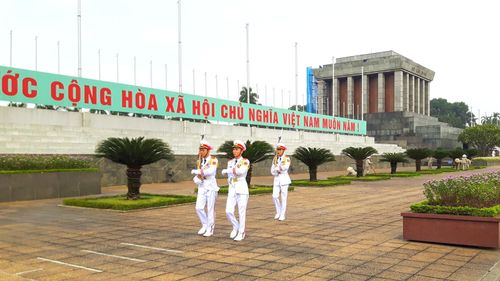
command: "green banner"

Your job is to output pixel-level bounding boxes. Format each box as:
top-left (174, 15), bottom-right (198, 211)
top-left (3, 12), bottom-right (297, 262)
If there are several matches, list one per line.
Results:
top-left (0, 65), bottom-right (366, 135)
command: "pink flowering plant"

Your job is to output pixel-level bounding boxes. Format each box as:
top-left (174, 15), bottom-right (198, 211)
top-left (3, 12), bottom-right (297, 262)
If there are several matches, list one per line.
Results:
top-left (411, 171), bottom-right (500, 217)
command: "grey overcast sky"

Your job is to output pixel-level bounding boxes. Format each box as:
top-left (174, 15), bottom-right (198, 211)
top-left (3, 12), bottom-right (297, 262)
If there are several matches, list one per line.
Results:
top-left (1, 0), bottom-right (499, 116)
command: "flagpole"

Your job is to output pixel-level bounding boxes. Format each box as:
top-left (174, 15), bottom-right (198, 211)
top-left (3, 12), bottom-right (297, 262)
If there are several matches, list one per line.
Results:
top-left (57, 41), bottom-right (60, 74)
top-left (9, 30), bottom-right (13, 67)
top-left (246, 23), bottom-right (250, 104)
top-left (77, 0), bottom-right (82, 77)
top-left (178, 0), bottom-right (182, 95)
top-left (295, 42), bottom-right (298, 111)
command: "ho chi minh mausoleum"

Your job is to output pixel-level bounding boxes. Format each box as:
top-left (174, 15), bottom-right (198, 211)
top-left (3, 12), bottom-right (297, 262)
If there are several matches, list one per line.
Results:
top-left (311, 51), bottom-right (462, 149)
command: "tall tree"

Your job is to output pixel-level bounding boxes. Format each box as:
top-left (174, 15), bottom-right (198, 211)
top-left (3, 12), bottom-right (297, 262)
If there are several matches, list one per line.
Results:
top-left (218, 140), bottom-right (273, 185)
top-left (430, 98), bottom-right (475, 128)
top-left (458, 124), bottom-right (500, 156)
top-left (288, 105), bottom-right (306, 111)
top-left (293, 147), bottom-right (335, 181)
top-left (238, 87), bottom-right (259, 104)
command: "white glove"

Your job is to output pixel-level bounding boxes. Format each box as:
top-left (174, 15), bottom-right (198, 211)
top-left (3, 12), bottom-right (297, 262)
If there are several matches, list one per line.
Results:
top-left (191, 169), bottom-right (200, 175)
top-left (193, 176), bottom-right (202, 184)
top-left (221, 169), bottom-right (228, 175)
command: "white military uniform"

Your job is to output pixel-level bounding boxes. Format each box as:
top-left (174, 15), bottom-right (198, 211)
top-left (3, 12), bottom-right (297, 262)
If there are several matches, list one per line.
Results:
top-left (223, 140), bottom-right (250, 241)
top-left (271, 146), bottom-right (291, 221)
top-left (192, 146), bottom-right (219, 237)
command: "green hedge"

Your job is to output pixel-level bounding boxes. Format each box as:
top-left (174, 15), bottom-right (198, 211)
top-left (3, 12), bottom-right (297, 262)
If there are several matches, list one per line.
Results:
top-left (410, 201), bottom-right (500, 217)
top-left (372, 172), bottom-right (421, 178)
top-left (290, 179), bottom-right (351, 187)
top-left (0, 168), bottom-right (98, 174)
top-left (0, 155), bottom-right (94, 170)
top-left (474, 157), bottom-right (500, 162)
top-left (63, 193), bottom-right (196, 211)
top-left (328, 175), bottom-right (391, 181)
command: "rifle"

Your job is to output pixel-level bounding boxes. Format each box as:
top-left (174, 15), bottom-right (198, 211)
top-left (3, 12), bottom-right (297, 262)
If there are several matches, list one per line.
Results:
top-left (196, 122), bottom-right (207, 179)
top-left (273, 128), bottom-right (283, 166)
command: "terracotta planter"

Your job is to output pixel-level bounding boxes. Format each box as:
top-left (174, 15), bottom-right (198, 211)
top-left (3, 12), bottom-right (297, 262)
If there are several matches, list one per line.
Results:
top-left (401, 212), bottom-right (500, 248)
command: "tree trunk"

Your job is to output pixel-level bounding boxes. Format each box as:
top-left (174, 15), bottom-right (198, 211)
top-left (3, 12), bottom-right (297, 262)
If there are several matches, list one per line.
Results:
top-left (309, 166), bottom-right (317, 181)
top-left (246, 165), bottom-right (253, 186)
top-left (415, 160), bottom-right (422, 172)
top-left (437, 159), bottom-right (442, 169)
top-left (126, 167), bottom-right (142, 200)
top-left (390, 162), bottom-right (398, 174)
top-left (356, 160), bottom-right (363, 177)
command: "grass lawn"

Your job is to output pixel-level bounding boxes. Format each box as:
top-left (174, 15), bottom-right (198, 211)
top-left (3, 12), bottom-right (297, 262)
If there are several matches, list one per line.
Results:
top-left (196, 185), bottom-right (294, 195)
top-left (291, 179), bottom-right (352, 187)
top-left (328, 175), bottom-right (391, 181)
top-left (63, 193), bottom-right (196, 211)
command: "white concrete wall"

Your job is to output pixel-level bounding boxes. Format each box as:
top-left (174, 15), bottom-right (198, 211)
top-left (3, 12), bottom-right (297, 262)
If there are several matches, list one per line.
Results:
top-left (0, 107), bottom-right (404, 155)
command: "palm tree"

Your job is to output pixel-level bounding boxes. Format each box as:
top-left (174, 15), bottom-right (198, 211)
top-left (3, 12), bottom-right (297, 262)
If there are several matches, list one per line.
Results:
top-left (380, 152), bottom-right (408, 174)
top-left (95, 137), bottom-right (174, 199)
top-left (406, 148), bottom-right (432, 172)
top-left (342, 147), bottom-right (378, 177)
top-left (432, 149), bottom-right (449, 169)
top-left (218, 140), bottom-right (273, 185)
top-left (293, 147), bottom-right (335, 181)
top-left (238, 87), bottom-right (259, 104)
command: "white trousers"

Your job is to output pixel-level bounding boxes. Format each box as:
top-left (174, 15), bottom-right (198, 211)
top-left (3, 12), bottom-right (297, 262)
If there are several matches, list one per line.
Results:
top-left (195, 188), bottom-right (218, 232)
top-left (226, 192), bottom-right (249, 233)
top-left (272, 184), bottom-right (288, 217)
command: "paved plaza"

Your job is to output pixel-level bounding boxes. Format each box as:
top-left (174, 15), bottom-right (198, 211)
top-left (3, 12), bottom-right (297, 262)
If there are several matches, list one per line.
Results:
top-left (0, 167), bottom-right (499, 281)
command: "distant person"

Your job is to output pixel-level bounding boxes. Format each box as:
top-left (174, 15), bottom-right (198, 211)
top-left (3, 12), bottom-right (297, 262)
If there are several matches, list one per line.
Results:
top-left (427, 156), bottom-right (433, 169)
top-left (365, 156), bottom-right (376, 174)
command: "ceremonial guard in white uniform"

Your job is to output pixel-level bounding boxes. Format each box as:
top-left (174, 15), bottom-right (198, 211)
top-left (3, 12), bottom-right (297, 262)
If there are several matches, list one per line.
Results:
top-left (222, 140), bottom-right (250, 241)
top-left (191, 140), bottom-right (219, 237)
top-left (270, 143), bottom-right (291, 221)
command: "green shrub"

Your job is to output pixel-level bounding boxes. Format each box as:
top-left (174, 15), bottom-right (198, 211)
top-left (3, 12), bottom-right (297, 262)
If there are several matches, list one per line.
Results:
top-left (372, 172), bottom-right (421, 178)
top-left (410, 201), bottom-right (500, 217)
top-left (423, 172), bottom-right (500, 209)
top-left (328, 175), bottom-right (391, 181)
top-left (63, 193), bottom-right (196, 211)
top-left (291, 179), bottom-right (351, 187)
top-left (0, 155), bottom-right (93, 170)
top-left (474, 157), bottom-right (500, 162)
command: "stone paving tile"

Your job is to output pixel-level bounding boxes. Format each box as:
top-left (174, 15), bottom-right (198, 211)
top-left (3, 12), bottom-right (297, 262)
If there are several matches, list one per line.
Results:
top-left (0, 167), bottom-right (499, 281)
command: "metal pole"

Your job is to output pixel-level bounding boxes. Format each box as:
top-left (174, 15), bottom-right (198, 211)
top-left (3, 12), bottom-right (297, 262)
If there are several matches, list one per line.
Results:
top-left (116, 53), bottom-right (119, 82)
top-left (265, 85), bottom-right (268, 106)
top-left (9, 30), bottom-right (12, 67)
top-left (77, 0), bottom-right (82, 77)
top-left (98, 49), bottom-right (101, 80)
top-left (178, 0), bottom-right (182, 94)
top-left (281, 89), bottom-right (284, 108)
top-left (273, 88), bottom-right (276, 107)
top-left (295, 42), bottom-right (298, 111)
top-left (57, 41), bottom-right (60, 74)
top-left (246, 23), bottom-right (250, 104)
top-left (332, 56), bottom-right (335, 116)
top-left (215, 74), bottom-right (218, 98)
top-left (193, 69), bottom-right (196, 94)
top-left (133, 56), bottom-right (137, 85)
top-left (204, 72), bottom-right (207, 96)
top-left (165, 64), bottom-right (168, 90)
top-left (361, 65), bottom-right (364, 120)
top-left (226, 77), bottom-right (229, 99)
top-left (150, 60), bottom-right (153, 87)
top-left (35, 36), bottom-right (38, 71)
top-left (237, 80), bottom-right (240, 99)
